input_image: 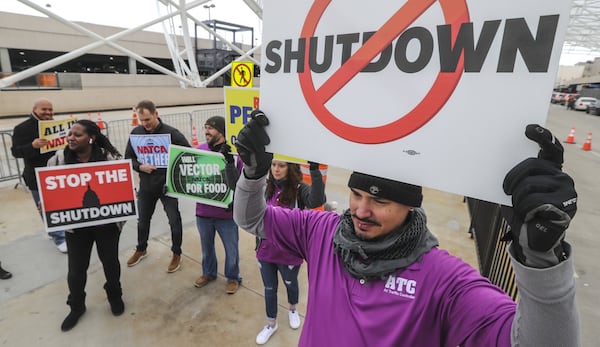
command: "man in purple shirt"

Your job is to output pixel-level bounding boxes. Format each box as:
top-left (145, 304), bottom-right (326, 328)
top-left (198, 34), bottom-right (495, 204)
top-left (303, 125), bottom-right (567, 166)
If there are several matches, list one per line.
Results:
top-left (233, 110), bottom-right (579, 346)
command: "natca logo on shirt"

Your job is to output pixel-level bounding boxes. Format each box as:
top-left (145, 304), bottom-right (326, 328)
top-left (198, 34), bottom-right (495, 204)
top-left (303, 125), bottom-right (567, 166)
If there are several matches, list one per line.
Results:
top-left (384, 274), bottom-right (417, 299)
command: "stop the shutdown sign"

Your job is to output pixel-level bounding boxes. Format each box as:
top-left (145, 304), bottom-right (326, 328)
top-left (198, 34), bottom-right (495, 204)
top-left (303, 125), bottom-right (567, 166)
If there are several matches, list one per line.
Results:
top-left (260, 0), bottom-right (573, 205)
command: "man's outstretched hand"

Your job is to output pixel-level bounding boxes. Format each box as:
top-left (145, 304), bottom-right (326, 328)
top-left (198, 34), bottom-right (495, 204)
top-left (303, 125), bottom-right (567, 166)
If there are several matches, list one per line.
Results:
top-left (502, 124), bottom-right (577, 267)
top-left (234, 109), bottom-right (273, 179)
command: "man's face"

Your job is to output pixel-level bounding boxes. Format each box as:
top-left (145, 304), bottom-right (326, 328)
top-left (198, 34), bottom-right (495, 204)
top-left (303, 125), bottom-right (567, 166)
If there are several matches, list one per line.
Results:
top-left (204, 125), bottom-right (224, 146)
top-left (348, 188), bottom-right (412, 240)
top-left (137, 108), bottom-right (160, 131)
top-left (33, 100), bottom-right (54, 120)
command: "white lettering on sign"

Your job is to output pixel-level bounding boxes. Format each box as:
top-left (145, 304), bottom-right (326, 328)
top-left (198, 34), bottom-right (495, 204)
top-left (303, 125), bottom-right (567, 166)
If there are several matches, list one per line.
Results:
top-left (95, 169), bottom-right (128, 184)
top-left (179, 164), bottom-right (221, 176)
top-left (45, 173), bottom-right (93, 190)
top-left (45, 170), bottom-right (129, 190)
top-left (49, 202), bottom-right (134, 224)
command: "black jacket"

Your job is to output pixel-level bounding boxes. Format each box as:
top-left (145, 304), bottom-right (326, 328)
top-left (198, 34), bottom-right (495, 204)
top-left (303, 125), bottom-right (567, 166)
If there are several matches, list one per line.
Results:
top-left (11, 114), bottom-right (56, 190)
top-left (124, 118), bottom-right (191, 192)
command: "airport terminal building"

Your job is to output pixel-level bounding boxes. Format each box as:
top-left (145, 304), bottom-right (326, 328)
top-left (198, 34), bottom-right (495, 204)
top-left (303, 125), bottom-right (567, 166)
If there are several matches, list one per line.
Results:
top-left (0, 11), bottom-right (258, 117)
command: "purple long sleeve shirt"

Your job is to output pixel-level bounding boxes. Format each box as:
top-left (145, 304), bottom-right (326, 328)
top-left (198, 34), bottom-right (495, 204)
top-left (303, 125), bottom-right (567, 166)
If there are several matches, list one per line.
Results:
top-left (194, 142), bottom-right (242, 219)
top-left (255, 185), bottom-right (305, 266)
top-left (263, 207), bottom-right (517, 346)
top-left (234, 174), bottom-right (579, 346)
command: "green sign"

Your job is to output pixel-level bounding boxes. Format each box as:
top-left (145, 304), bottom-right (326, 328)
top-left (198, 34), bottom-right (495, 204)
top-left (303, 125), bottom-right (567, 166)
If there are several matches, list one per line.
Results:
top-left (166, 145), bottom-right (233, 208)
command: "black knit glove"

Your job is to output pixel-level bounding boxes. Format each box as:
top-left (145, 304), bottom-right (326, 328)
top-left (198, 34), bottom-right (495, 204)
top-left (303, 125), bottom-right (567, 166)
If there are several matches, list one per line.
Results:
top-left (308, 161), bottom-right (320, 171)
top-left (234, 109), bottom-right (273, 179)
top-left (220, 142), bottom-right (234, 164)
top-left (502, 124), bottom-right (577, 268)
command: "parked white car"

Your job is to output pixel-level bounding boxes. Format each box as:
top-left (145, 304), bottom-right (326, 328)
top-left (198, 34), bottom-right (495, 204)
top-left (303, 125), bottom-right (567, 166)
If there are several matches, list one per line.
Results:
top-left (574, 97), bottom-right (598, 111)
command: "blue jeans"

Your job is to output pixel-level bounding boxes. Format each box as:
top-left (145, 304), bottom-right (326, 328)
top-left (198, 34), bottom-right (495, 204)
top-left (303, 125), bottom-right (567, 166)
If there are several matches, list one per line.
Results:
top-left (196, 217), bottom-right (241, 282)
top-left (31, 190), bottom-right (65, 245)
top-left (258, 261), bottom-right (301, 320)
top-left (136, 189), bottom-right (183, 255)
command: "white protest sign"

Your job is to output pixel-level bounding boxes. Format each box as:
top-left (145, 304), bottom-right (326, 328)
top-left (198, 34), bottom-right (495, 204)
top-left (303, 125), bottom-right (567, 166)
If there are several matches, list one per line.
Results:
top-left (129, 134), bottom-right (171, 168)
top-left (259, 0), bottom-right (573, 205)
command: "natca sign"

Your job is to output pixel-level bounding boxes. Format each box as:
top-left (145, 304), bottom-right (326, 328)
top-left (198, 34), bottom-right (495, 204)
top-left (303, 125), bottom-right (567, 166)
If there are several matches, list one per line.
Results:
top-left (259, 0), bottom-right (573, 204)
top-left (35, 160), bottom-right (137, 232)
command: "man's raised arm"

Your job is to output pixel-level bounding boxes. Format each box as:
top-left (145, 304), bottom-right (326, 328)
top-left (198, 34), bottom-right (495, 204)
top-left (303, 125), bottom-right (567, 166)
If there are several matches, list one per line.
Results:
top-left (233, 110), bottom-right (273, 238)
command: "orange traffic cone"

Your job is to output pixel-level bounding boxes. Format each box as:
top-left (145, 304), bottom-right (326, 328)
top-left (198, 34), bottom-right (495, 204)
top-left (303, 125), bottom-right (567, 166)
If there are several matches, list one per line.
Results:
top-left (582, 132), bottom-right (592, 151)
top-left (191, 125), bottom-right (199, 147)
top-left (564, 127), bottom-right (576, 144)
top-left (96, 112), bottom-right (105, 130)
top-left (131, 107), bottom-right (139, 126)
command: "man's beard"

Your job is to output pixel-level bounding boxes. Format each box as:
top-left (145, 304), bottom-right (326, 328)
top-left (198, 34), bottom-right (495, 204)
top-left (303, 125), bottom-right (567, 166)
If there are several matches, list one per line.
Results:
top-left (207, 133), bottom-right (222, 146)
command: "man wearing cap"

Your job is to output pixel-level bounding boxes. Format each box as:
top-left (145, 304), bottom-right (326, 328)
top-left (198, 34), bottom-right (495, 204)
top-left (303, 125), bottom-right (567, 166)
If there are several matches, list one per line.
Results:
top-left (193, 116), bottom-right (244, 294)
top-left (232, 110), bottom-right (579, 346)
top-left (124, 100), bottom-right (190, 273)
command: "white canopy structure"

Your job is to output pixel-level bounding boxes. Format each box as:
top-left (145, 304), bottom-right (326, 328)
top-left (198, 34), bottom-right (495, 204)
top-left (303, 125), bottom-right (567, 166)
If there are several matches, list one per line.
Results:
top-left (2, 0), bottom-right (600, 89)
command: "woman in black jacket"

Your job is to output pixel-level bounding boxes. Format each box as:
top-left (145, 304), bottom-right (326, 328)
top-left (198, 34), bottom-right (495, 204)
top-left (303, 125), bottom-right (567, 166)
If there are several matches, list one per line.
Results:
top-left (47, 120), bottom-right (124, 332)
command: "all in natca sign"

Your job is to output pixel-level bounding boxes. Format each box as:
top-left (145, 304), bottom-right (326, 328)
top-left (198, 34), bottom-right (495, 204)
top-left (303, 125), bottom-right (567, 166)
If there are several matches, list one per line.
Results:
top-left (35, 160), bottom-right (137, 232)
top-left (259, 0), bottom-right (573, 205)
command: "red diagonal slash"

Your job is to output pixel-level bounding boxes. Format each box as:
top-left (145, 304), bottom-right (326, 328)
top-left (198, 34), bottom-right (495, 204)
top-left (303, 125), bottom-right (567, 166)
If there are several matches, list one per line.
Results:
top-left (299, 0), bottom-right (470, 144)
top-left (234, 65), bottom-right (251, 86)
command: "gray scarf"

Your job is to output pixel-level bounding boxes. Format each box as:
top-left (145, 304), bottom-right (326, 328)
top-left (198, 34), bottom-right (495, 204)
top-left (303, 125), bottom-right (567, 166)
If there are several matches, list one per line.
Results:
top-left (333, 208), bottom-right (439, 282)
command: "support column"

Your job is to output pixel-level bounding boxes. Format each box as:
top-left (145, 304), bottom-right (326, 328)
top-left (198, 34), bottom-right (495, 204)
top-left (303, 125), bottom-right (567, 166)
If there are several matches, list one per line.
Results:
top-left (128, 57), bottom-right (137, 74)
top-left (0, 48), bottom-right (12, 73)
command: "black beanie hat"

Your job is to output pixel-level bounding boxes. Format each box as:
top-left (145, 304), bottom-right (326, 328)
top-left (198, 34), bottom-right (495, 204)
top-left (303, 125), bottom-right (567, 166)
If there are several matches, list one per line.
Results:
top-left (348, 172), bottom-right (423, 207)
top-left (205, 116), bottom-right (226, 135)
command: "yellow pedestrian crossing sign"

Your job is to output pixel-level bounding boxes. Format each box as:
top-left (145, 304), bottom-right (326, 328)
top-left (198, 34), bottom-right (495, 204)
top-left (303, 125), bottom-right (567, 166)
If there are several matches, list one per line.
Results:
top-left (231, 62), bottom-right (254, 88)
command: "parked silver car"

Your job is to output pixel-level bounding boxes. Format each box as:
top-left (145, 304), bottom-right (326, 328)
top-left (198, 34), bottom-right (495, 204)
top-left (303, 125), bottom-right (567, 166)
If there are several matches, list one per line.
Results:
top-left (586, 101), bottom-right (600, 115)
top-left (574, 97), bottom-right (598, 111)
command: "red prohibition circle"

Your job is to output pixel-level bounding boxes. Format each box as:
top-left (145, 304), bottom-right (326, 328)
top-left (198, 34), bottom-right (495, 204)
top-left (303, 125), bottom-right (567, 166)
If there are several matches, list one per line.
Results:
top-left (299, 0), bottom-right (470, 144)
top-left (233, 64), bottom-right (252, 86)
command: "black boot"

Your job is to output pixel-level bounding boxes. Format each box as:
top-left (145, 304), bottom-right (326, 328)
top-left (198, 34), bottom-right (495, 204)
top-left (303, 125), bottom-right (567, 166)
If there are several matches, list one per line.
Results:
top-left (61, 305), bottom-right (86, 332)
top-left (105, 283), bottom-right (124, 316)
top-left (0, 262), bottom-right (12, 280)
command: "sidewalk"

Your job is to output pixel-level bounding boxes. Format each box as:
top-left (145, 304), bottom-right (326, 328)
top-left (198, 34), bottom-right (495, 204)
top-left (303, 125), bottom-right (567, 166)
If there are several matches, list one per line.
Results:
top-left (0, 165), bottom-right (474, 347)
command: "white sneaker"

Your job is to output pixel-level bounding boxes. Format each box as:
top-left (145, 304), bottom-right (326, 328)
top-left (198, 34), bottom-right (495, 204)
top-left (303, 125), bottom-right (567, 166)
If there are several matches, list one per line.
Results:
top-left (56, 241), bottom-right (68, 254)
top-left (288, 310), bottom-right (301, 329)
top-left (256, 324), bottom-right (278, 345)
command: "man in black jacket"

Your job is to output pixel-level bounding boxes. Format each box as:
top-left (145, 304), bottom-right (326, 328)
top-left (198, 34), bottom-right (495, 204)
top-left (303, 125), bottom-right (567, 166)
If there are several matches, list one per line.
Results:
top-left (124, 100), bottom-right (191, 273)
top-left (11, 98), bottom-right (67, 253)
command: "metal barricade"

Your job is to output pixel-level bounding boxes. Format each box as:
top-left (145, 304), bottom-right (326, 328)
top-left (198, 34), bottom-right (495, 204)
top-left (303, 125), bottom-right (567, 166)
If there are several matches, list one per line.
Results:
top-left (103, 109), bottom-right (227, 153)
top-left (0, 129), bottom-right (23, 185)
top-left (104, 118), bottom-right (135, 155)
top-left (0, 107), bottom-right (226, 186)
top-left (191, 107), bottom-right (226, 145)
top-left (466, 197), bottom-right (517, 300)
top-left (191, 108), bottom-right (226, 132)
top-left (160, 112), bottom-right (194, 140)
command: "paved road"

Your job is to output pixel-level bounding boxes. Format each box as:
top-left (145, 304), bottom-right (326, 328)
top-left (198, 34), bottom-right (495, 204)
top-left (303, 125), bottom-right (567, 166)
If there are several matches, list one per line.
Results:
top-left (545, 104), bottom-right (600, 347)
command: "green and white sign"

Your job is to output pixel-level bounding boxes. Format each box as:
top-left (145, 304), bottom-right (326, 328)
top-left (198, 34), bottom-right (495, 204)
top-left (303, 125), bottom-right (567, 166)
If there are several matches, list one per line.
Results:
top-left (166, 145), bottom-right (233, 208)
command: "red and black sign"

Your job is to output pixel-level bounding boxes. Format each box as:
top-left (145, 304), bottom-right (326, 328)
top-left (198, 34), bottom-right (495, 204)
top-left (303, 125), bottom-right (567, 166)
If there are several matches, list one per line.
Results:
top-left (35, 160), bottom-right (137, 232)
